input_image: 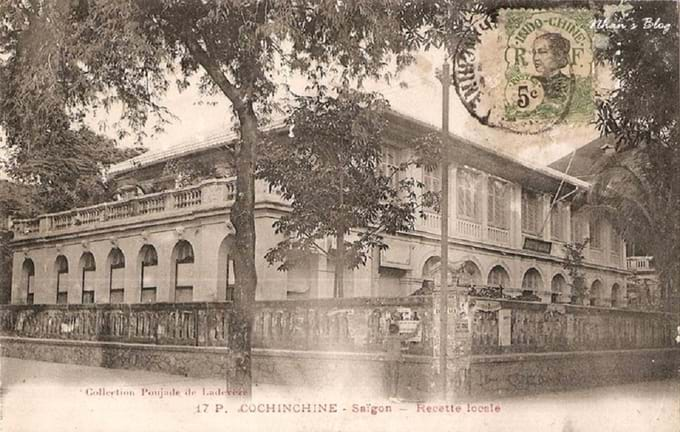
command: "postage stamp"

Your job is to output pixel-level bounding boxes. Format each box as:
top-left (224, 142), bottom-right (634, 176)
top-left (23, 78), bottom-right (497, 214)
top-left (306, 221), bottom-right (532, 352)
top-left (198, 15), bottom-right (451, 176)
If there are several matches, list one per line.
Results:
top-left (453, 9), bottom-right (596, 134)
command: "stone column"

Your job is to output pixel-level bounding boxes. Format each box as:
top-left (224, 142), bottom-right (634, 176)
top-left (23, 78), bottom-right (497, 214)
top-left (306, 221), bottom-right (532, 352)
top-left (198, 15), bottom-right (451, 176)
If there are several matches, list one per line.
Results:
top-left (154, 230), bottom-right (176, 302)
top-left (254, 216), bottom-right (288, 300)
top-left (480, 174), bottom-right (489, 242)
top-left (370, 247), bottom-right (381, 297)
top-left (91, 240), bottom-right (111, 304)
top-left (10, 251), bottom-right (24, 304)
top-left (538, 194), bottom-right (548, 241)
top-left (511, 185), bottom-right (523, 249)
top-left (63, 245), bottom-right (84, 305)
top-left (194, 222), bottom-right (226, 302)
top-left (449, 166), bottom-right (457, 238)
top-left (119, 236), bottom-right (142, 304)
top-left (32, 248), bottom-right (53, 304)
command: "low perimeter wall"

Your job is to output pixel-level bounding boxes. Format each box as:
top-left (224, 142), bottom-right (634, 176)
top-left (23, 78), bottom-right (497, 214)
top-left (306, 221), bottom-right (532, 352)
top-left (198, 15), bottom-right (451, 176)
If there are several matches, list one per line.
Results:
top-left (469, 348), bottom-right (680, 397)
top-left (1, 297), bottom-right (679, 399)
top-left (2, 336), bottom-right (677, 400)
top-left (0, 336), bottom-right (433, 400)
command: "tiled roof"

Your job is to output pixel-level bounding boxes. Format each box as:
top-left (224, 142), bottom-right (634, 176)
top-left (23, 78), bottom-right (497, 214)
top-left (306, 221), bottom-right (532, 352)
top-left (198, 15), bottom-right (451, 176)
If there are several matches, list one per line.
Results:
top-left (109, 110), bottom-right (590, 190)
top-left (108, 118), bottom-right (287, 175)
top-left (386, 110), bottom-right (591, 191)
top-left (549, 135), bottom-right (615, 181)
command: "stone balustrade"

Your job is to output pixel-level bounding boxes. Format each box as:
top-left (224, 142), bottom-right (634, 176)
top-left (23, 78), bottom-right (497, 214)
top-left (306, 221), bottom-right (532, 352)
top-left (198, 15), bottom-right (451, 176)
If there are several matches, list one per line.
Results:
top-left (470, 297), bottom-right (674, 355)
top-left (1, 295), bottom-right (673, 358)
top-left (0, 297), bottom-right (435, 355)
top-left (10, 178), bottom-right (237, 240)
top-left (627, 256), bottom-right (655, 272)
top-left (1, 298), bottom-right (676, 398)
top-left (253, 296), bottom-right (434, 355)
top-left (0, 302), bottom-right (234, 347)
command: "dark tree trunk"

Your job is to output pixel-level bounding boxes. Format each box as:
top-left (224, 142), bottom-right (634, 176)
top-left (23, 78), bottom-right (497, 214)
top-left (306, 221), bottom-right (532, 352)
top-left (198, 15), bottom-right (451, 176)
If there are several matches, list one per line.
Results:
top-left (229, 102), bottom-right (259, 397)
top-left (334, 173), bottom-right (345, 298)
top-left (334, 230), bottom-right (345, 298)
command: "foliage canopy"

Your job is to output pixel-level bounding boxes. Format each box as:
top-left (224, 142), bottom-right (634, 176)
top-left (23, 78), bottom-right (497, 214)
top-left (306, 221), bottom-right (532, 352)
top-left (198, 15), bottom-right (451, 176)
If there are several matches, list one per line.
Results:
top-left (257, 90), bottom-right (439, 296)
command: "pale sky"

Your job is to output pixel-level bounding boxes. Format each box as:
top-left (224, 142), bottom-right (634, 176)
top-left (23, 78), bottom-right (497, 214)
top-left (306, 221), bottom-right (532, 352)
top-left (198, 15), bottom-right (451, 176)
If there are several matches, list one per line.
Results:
top-left (0, 48), bottom-right (602, 181)
top-left (98, 48), bottom-right (600, 168)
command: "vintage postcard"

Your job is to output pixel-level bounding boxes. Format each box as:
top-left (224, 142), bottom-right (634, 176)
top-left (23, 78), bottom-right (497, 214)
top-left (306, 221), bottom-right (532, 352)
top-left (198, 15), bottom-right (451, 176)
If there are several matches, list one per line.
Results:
top-left (0, 1), bottom-right (678, 431)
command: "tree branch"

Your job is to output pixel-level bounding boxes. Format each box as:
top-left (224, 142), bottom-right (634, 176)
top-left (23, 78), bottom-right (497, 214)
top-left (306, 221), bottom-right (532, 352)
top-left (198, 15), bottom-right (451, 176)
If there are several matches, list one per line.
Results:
top-left (181, 34), bottom-right (245, 112)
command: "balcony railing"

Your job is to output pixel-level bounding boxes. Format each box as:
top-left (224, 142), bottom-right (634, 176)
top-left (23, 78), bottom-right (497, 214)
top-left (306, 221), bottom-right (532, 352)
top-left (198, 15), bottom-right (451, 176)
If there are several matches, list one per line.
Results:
top-left (11, 178), bottom-right (237, 240)
top-left (487, 226), bottom-right (510, 245)
top-left (419, 211), bottom-right (441, 234)
top-left (456, 219), bottom-right (482, 240)
top-left (627, 256), bottom-right (655, 272)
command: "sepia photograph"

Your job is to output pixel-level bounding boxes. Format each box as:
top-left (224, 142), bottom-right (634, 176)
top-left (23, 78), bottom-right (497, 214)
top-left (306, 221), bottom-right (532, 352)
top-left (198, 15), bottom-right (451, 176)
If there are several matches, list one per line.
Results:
top-left (0, 1), bottom-right (679, 431)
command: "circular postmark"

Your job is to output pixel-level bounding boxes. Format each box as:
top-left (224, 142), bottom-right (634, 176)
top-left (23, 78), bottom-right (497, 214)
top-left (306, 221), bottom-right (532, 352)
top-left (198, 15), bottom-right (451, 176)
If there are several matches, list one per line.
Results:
top-left (452, 9), bottom-right (595, 134)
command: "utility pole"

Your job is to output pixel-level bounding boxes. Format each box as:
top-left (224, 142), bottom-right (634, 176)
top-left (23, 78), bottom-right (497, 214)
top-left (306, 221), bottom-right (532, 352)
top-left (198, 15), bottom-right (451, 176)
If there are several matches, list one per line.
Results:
top-left (435, 62), bottom-right (451, 399)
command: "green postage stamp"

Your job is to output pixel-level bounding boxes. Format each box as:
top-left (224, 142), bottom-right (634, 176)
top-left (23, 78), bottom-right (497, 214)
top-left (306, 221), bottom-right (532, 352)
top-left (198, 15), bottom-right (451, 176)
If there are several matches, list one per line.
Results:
top-left (453, 9), bottom-right (598, 134)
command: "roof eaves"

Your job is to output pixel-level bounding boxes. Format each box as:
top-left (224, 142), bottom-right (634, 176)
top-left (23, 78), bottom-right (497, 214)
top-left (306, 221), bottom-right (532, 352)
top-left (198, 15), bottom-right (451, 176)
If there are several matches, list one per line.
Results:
top-left (386, 110), bottom-right (591, 191)
top-left (108, 119), bottom-right (287, 176)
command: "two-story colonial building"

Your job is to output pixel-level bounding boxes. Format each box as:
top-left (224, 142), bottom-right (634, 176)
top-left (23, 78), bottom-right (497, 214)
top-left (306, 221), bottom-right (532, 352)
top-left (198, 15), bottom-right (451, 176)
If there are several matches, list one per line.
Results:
top-left (8, 111), bottom-right (630, 308)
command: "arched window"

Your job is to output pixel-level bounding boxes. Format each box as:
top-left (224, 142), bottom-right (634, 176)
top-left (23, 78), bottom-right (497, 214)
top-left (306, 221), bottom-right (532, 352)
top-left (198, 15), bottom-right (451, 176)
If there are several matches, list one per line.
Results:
top-left (139, 245), bottom-right (158, 303)
top-left (611, 283), bottom-right (621, 308)
top-left (551, 274), bottom-right (567, 303)
top-left (521, 268), bottom-right (543, 297)
top-left (225, 255), bottom-right (236, 301)
top-left (626, 286), bottom-right (639, 308)
top-left (55, 255), bottom-right (69, 304)
top-left (458, 260), bottom-right (482, 287)
top-left (108, 248), bottom-right (125, 303)
top-left (173, 240), bottom-right (195, 302)
top-left (421, 256), bottom-right (456, 289)
top-left (217, 237), bottom-right (236, 301)
top-left (23, 259), bottom-right (35, 305)
top-left (590, 280), bottom-right (603, 306)
top-left (80, 252), bottom-right (96, 304)
top-left (487, 265), bottom-right (510, 289)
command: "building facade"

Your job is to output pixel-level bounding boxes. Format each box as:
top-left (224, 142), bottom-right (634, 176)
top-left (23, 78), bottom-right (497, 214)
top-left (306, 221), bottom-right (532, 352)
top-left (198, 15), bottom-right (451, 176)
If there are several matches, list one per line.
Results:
top-left (9, 112), bottom-right (629, 308)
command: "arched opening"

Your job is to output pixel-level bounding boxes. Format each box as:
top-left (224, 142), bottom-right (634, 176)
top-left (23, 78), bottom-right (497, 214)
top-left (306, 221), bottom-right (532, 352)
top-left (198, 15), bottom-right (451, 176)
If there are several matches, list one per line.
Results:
top-left (590, 280), bottom-right (603, 306)
top-left (172, 240), bottom-right (195, 302)
top-left (55, 255), bottom-right (69, 304)
top-left (644, 285), bottom-right (652, 307)
top-left (421, 256), bottom-right (456, 291)
top-left (422, 256), bottom-right (439, 286)
top-left (22, 259), bottom-right (35, 304)
top-left (487, 265), bottom-right (510, 289)
top-left (611, 283), bottom-right (621, 308)
top-left (521, 268), bottom-right (543, 297)
top-left (79, 252), bottom-right (96, 304)
top-left (626, 284), bottom-right (639, 309)
top-left (139, 245), bottom-right (158, 303)
top-left (457, 260), bottom-right (482, 287)
top-left (551, 274), bottom-right (567, 303)
top-left (107, 248), bottom-right (126, 303)
top-left (286, 255), bottom-right (317, 299)
top-left (217, 236), bottom-right (236, 301)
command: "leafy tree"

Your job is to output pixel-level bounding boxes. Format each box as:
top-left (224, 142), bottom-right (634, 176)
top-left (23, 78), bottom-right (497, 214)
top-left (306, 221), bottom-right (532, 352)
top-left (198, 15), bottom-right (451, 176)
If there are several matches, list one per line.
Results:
top-left (0, 180), bottom-right (30, 304)
top-left (3, 125), bottom-right (144, 214)
top-left (0, 0), bottom-right (463, 393)
top-left (562, 239), bottom-right (589, 304)
top-left (0, 231), bottom-right (12, 304)
top-left (593, 1), bottom-right (680, 311)
top-left (258, 90), bottom-right (439, 298)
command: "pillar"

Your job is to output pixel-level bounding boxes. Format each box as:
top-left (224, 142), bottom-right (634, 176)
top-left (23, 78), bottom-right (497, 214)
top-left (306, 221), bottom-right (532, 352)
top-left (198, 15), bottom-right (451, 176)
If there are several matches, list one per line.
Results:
top-left (432, 290), bottom-right (472, 400)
